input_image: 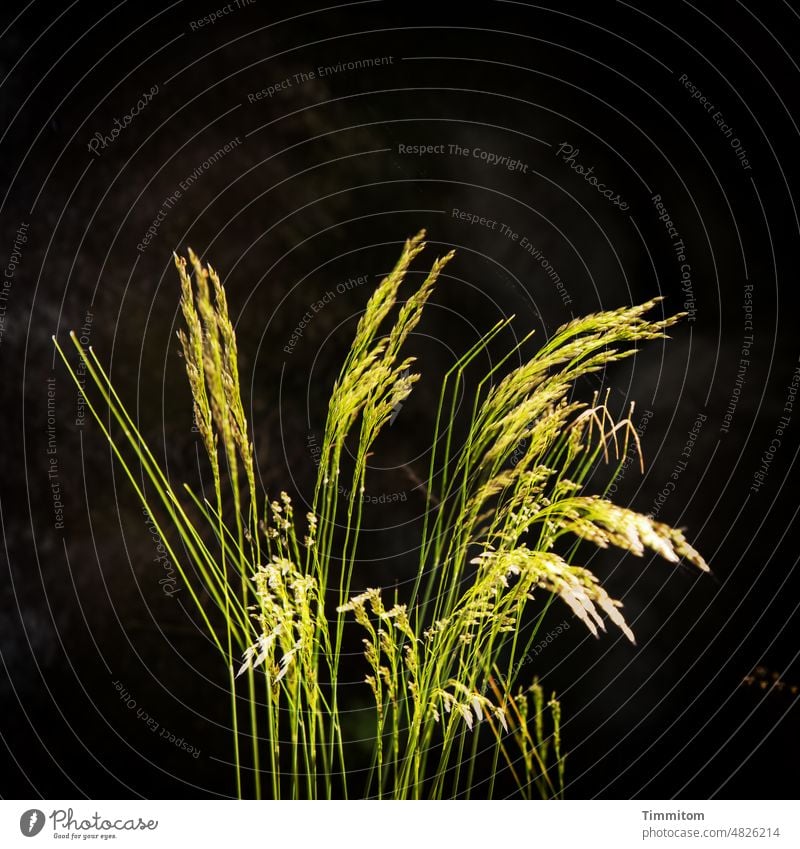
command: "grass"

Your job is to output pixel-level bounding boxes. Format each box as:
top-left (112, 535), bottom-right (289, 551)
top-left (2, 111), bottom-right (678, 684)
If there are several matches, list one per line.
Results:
top-left (54, 230), bottom-right (708, 799)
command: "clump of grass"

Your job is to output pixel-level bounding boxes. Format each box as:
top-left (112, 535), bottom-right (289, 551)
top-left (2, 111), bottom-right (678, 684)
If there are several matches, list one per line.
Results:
top-left (54, 230), bottom-right (707, 799)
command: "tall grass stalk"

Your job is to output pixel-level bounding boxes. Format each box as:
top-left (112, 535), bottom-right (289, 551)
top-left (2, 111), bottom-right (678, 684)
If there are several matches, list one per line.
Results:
top-left (54, 230), bottom-right (707, 799)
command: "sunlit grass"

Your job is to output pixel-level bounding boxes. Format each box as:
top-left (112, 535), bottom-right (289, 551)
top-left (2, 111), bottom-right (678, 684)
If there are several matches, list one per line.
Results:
top-left (54, 230), bottom-right (707, 799)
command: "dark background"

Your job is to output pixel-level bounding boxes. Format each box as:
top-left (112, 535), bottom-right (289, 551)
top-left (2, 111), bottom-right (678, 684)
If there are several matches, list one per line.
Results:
top-left (1, 0), bottom-right (798, 799)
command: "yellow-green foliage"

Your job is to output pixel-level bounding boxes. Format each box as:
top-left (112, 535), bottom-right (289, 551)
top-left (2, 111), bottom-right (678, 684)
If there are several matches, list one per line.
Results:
top-left (55, 230), bottom-right (707, 800)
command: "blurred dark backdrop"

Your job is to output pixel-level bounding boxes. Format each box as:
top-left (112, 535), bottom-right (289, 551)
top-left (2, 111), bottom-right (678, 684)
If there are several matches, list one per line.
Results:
top-left (1, 0), bottom-right (798, 799)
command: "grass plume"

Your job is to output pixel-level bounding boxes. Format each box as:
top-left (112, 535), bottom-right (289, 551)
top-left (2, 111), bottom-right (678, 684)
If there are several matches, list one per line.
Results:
top-left (54, 230), bottom-right (707, 799)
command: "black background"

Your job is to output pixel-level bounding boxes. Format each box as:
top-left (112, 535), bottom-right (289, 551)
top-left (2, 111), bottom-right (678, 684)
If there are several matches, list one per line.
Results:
top-left (1, 0), bottom-right (799, 799)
